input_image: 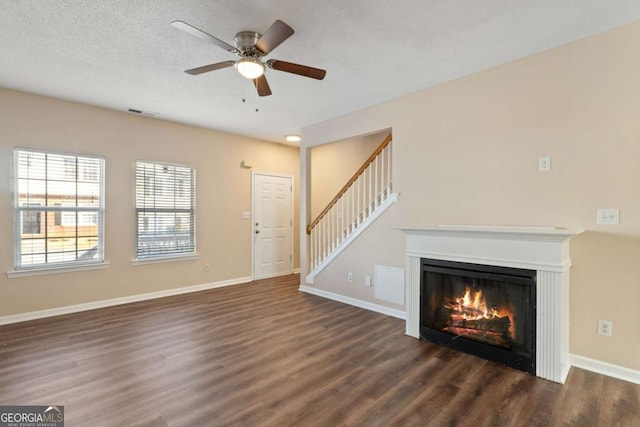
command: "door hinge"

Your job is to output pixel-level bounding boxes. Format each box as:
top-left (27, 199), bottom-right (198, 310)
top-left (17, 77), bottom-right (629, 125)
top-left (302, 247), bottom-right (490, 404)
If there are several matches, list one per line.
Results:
top-left (290, 254), bottom-right (292, 261)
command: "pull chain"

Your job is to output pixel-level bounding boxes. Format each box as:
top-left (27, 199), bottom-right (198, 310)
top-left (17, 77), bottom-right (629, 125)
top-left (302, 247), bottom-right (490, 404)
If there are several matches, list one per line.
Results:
top-left (241, 83), bottom-right (259, 112)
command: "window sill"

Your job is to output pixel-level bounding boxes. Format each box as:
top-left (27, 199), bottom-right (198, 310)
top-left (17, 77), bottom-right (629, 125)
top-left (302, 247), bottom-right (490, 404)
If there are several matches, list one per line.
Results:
top-left (7, 262), bottom-right (111, 278)
top-left (131, 253), bottom-right (200, 266)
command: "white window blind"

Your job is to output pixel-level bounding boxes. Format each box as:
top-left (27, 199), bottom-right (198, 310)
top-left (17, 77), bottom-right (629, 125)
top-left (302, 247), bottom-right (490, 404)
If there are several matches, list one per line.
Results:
top-left (136, 161), bottom-right (196, 259)
top-left (14, 149), bottom-right (104, 269)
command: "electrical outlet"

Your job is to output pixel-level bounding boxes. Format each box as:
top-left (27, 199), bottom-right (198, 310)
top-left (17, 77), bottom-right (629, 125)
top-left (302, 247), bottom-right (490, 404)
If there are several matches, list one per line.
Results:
top-left (347, 272), bottom-right (353, 282)
top-left (365, 275), bottom-right (372, 287)
top-left (597, 320), bottom-right (612, 337)
top-left (204, 264), bottom-right (210, 273)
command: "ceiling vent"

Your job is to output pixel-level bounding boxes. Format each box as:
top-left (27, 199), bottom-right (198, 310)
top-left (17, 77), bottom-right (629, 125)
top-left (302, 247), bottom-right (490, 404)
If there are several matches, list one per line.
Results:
top-left (127, 108), bottom-right (158, 118)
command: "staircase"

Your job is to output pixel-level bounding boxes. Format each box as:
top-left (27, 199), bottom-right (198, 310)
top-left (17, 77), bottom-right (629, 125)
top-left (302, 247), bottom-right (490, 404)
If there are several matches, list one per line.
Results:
top-left (306, 134), bottom-right (398, 284)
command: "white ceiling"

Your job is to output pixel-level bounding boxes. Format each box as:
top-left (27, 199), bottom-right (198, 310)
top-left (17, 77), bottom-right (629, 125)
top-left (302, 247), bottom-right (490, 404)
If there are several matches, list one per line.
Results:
top-left (1, 1), bottom-right (639, 144)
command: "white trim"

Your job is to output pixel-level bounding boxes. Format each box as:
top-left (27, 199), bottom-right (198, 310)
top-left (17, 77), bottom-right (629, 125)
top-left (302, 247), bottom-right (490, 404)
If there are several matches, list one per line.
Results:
top-left (7, 261), bottom-right (111, 278)
top-left (252, 171), bottom-right (295, 280)
top-left (251, 171), bottom-right (255, 279)
top-left (299, 284), bottom-right (406, 320)
top-left (404, 251), bottom-right (571, 273)
top-left (0, 276), bottom-right (252, 326)
top-left (131, 253), bottom-right (200, 265)
top-left (306, 193), bottom-right (398, 284)
top-left (570, 354), bottom-right (640, 385)
top-left (251, 171), bottom-right (296, 180)
top-left (405, 256), bottom-right (420, 338)
top-left (293, 268), bottom-right (301, 274)
top-left (398, 225), bottom-right (584, 241)
top-left (561, 360), bottom-right (572, 384)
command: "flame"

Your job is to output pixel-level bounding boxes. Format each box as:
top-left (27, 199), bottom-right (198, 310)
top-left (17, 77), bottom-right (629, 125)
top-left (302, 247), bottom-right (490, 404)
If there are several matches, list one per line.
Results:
top-left (444, 286), bottom-right (515, 338)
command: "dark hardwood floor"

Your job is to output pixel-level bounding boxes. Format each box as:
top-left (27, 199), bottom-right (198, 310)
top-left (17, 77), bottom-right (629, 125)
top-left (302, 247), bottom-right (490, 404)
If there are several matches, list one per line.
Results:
top-left (0, 274), bottom-right (638, 426)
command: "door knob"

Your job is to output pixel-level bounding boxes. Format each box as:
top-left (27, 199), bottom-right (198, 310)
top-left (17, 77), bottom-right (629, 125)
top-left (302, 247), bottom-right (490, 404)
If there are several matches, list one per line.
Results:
top-left (255, 230), bottom-right (260, 234)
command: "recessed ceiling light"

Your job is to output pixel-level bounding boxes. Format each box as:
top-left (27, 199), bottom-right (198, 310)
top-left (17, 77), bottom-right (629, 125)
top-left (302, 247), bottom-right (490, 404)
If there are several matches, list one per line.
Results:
top-left (285, 134), bottom-right (301, 143)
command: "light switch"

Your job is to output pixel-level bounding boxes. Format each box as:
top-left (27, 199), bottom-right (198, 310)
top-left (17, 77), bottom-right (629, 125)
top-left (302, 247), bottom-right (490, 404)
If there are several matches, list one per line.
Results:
top-left (538, 156), bottom-right (551, 172)
top-left (241, 211), bottom-right (251, 219)
top-left (596, 208), bottom-right (619, 225)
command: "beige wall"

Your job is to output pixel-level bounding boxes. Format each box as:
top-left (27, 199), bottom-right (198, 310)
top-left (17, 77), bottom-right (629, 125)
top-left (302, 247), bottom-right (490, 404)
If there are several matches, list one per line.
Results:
top-left (310, 132), bottom-right (384, 218)
top-left (0, 87), bottom-right (300, 316)
top-left (301, 22), bottom-right (640, 370)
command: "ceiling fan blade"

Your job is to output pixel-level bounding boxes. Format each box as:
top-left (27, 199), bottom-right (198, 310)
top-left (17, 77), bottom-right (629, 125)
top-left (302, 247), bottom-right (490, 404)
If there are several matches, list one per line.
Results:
top-left (255, 20), bottom-right (294, 55)
top-left (253, 75), bottom-right (272, 96)
top-left (185, 61), bottom-right (235, 75)
top-left (171, 20), bottom-right (238, 53)
top-left (266, 59), bottom-right (326, 80)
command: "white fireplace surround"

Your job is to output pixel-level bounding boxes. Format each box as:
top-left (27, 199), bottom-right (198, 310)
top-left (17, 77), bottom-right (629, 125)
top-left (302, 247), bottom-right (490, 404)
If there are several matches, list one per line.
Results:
top-left (398, 225), bottom-right (583, 383)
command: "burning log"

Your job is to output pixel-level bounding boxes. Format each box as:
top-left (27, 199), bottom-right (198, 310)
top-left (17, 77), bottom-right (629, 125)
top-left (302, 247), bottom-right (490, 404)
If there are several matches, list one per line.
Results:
top-left (435, 286), bottom-right (516, 348)
top-left (444, 326), bottom-right (511, 348)
top-left (448, 315), bottom-right (511, 335)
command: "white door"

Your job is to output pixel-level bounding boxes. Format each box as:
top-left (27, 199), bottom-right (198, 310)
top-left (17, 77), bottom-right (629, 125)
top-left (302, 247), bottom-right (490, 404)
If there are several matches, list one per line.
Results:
top-left (253, 173), bottom-right (293, 279)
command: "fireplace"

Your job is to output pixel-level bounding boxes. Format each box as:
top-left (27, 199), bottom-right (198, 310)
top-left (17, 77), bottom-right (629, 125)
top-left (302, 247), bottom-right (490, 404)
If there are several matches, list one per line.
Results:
top-left (420, 259), bottom-right (536, 374)
top-left (398, 225), bottom-right (583, 383)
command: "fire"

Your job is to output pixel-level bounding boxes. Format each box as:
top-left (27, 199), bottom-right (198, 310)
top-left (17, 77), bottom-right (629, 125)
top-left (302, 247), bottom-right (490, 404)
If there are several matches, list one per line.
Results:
top-left (449, 288), bottom-right (499, 321)
top-left (444, 286), bottom-right (516, 340)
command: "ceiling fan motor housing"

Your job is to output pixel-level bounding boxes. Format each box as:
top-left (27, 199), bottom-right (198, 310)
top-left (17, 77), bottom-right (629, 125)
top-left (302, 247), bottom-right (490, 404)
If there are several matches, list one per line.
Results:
top-left (234, 31), bottom-right (262, 55)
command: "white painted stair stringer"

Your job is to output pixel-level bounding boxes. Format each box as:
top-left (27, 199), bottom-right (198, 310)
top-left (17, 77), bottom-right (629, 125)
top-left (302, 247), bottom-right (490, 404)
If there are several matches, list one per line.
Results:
top-left (305, 193), bottom-right (398, 284)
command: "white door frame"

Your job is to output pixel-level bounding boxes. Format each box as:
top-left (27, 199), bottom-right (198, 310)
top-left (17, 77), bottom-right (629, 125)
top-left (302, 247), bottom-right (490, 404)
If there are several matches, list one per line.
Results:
top-left (251, 171), bottom-right (294, 280)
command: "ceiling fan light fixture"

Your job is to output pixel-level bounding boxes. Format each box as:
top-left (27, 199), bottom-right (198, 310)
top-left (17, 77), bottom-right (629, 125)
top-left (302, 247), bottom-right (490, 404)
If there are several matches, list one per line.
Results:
top-left (235, 58), bottom-right (265, 79)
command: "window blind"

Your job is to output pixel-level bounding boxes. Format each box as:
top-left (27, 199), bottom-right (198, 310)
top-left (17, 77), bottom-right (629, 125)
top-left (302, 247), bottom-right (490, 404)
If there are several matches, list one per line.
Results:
top-left (14, 149), bottom-right (104, 268)
top-left (136, 161), bottom-right (196, 259)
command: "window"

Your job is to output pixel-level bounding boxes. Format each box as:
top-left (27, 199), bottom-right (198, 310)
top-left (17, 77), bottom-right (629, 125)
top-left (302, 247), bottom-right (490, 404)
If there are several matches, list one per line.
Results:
top-left (14, 149), bottom-right (104, 269)
top-left (135, 161), bottom-right (195, 259)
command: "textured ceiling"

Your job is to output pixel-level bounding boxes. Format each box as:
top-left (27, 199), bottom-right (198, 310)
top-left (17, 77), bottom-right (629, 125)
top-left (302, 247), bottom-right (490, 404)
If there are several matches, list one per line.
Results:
top-left (1, 1), bottom-right (639, 144)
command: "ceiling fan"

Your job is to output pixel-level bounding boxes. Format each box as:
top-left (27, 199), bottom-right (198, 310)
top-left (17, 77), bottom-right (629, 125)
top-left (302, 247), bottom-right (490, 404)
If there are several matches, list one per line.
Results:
top-left (171, 19), bottom-right (326, 97)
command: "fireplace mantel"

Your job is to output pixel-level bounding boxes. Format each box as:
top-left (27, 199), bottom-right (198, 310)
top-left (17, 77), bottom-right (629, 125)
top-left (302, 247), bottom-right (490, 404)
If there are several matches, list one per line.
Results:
top-left (399, 225), bottom-right (582, 240)
top-left (398, 225), bottom-right (583, 383)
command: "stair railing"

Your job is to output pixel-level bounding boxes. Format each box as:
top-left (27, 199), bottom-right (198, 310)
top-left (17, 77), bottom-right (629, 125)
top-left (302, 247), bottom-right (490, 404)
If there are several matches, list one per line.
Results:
top-left (307, 134), bottom-right (392, 270)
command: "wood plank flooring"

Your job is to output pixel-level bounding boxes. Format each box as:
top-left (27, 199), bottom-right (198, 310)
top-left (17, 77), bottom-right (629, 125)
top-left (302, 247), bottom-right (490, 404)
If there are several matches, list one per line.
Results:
top-left (0, 274), bottom-right (638, 426)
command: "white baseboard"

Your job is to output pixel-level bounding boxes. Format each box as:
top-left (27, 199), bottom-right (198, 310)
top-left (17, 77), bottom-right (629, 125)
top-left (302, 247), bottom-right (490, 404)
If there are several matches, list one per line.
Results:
top-left (0, 276), bottom-right (252, 326)
top-left (570, 354), bottom-right (640, 385)
top-left (560, 361), bottom-right (572, 384)
top-left (299, 284), bottom-right (406, 320)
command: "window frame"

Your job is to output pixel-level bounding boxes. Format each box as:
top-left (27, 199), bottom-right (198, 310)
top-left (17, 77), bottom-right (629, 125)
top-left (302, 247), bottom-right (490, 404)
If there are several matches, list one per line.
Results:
top-left (12, 148), bottom-right (106, 274)
top-left (134, 160), bottom-right (197, 263)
